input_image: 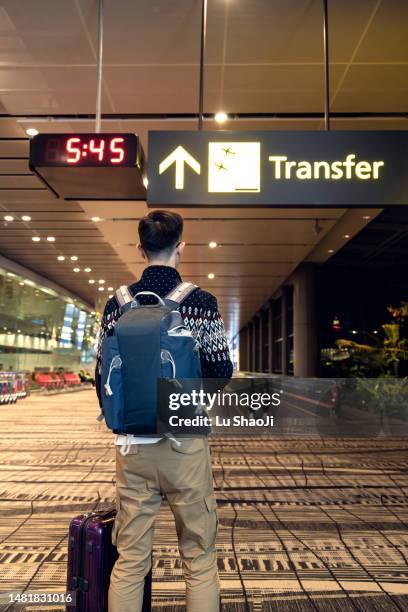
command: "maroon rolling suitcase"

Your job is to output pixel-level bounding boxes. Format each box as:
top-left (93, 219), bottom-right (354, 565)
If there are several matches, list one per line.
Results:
top-left (67, 509), bottom-right (152, 611)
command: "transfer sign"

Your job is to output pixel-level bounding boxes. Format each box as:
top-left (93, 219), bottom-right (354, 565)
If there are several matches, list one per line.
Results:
top-left (147, 131), bottom-right (408, 207)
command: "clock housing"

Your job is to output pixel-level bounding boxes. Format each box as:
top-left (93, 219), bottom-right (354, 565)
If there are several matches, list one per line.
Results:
top-left (29, 133), bottom-right (146, 200)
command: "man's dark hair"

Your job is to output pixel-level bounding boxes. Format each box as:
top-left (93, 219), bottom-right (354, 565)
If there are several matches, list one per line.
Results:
top-left (138, 210), bottom-right (183, 256)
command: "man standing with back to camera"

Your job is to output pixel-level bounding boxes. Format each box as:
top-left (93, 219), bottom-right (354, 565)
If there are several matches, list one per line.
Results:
top-left (96, 210), bottom-right (233, 612)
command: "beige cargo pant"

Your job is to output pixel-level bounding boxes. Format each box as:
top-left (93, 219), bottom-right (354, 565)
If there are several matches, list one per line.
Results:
top-left (108, 436), bottom-right (219, 612)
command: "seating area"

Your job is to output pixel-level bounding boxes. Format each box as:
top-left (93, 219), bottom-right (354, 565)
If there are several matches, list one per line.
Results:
top-left (33, 369), bottom-right (93, 393)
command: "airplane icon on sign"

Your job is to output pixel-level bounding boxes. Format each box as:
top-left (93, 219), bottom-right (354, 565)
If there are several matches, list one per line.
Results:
top-left (215, 161), bottom-right (227, 171)
top-left (209, 142), bottom-right (261, 193)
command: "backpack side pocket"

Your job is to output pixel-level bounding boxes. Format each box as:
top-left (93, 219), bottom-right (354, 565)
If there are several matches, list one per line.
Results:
top-left (101, 335), bottom-right (124, 431)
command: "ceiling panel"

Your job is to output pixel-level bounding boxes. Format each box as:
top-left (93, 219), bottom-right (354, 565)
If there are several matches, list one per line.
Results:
top-left (0, 175), bottom-right (41, 188)
top-left (79, 200), bottom-right (345, 221)
top-left (205, 64), bottom-right (345, 114)
top-left (353, 0), bottom-right (408, 63)
top-left (0, 140), bottom-right (29, 157)
top-left (0, 159), bottom-right (33, 173)
top-left (325, 0), bottom-right (382, 62)
top-left (102, 0), bottom-right (201, 64)
top-left (332, 64), bottom-right (408, 113)
top-left (0, 1), bottom-right (96, 65)
top-left (0, 189), bottom-right (52, 201)
top-left (0, 67), bottom-right (113, 115)
top-left (123, 244), bottom-right (314, 263)
top-left (99, 218), bottom-right (338, 244)
top-left (0, 219), bottom-right (96, 230)
top-left (105, 66), bottom-right (198, 114)
top-left (207, 0), bottom-right (323, 64)
top-left (128, 261), bottom-right (291, 276)
top-left (331, 118), bottom-right (408, 131)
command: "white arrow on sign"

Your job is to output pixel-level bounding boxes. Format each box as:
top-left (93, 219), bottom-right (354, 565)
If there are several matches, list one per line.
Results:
top-left (159, 145), bottom-right (201, 189)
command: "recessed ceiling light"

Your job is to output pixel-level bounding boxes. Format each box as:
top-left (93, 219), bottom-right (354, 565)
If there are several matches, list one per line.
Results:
top-left (47, 236), bottom-right (55, 242)
top-left (70, 256), bottom-right (78, 261)
top-left (84, 267), bottom-right (92, 273)
top-left (73, 267), bottom-right (80, 273)
top-left (351, 330), bottom-right (357, 335)
top-left (107, 286), bottom-right (114, 291)
top-left (26, 128), bottom-right (39, 137)
top-left (32, 236), bottom-right (41, 242)
top-left (98, 279), bottom-right (105, 284)
top-left (91, 216), bottom-right (101, 222)
top-left (209, 241), bottom-right (217, 249)
top-left (21, 215), bottom-right (31, 222)
top-left (363, 215), bottom-right (371, 220)
top-left (214, 112), bottom-right (228, 123)
top-left (343, 234), bottom-right (350, 239)
top-left (208, 273), bottom-right (215, 279)
top-left (98, 286), bottom-right (104, 291)
top-left (4, 215), bottom-right (14, 222)
top-left (89, 279), bottom-right (95, 284)
top-left (19, 281), bottom-right (25, 286)
top-left (328, 249), bottom-right (334, 254)
top-left (57, 255), bottom-right (65, 261)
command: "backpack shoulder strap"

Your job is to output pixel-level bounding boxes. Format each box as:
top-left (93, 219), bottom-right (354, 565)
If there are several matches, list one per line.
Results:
top-left (115, 285), bottom-right (134, 309)
top-left (166, 281), bottom-right (198, 306)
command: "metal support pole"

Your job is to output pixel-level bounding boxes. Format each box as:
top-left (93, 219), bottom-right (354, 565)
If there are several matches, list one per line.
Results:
top-left (322, 0), bottom-right (330, 130)
top-left (95, 0), bottom-right (104, 133)
top-left (198, 0), bottom-right (207, 131)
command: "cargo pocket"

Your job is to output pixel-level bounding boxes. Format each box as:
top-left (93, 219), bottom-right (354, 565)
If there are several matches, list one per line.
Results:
top-left (204, 493), bottom-right (218, 549)
top-left (172, 493), bottom-right (218, 554)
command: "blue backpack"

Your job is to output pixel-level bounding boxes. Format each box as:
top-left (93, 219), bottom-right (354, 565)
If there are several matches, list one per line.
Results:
top-left (100, 281), bottom-right (202, 435)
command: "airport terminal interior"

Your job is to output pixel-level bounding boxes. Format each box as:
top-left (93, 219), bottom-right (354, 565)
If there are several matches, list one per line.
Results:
top-left (1, 0), bottom-right (408, 610)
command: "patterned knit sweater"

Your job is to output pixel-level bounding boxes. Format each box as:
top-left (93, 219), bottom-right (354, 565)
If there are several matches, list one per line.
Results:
top-left (95, 265), bottom-right (233, 404)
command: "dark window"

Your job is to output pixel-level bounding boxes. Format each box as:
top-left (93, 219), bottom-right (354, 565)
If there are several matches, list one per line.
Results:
top-left (239, 327), bottom-right (247, 371)
top-left (248, 324), bottom-right (253, 371)
top-left (286, 286), bottom-right (294, 374)
top-left (272, 297), bottom-right (283, 373)
top-left (262, 309), bottom-right (269, 372)
top-left (254, 317), bottom-right (260, 371)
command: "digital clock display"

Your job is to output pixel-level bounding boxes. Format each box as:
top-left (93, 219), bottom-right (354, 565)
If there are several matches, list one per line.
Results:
top-left (29, 133), bottom-right (141, 167)
top-left (29, 133), bottom-right (146, 200)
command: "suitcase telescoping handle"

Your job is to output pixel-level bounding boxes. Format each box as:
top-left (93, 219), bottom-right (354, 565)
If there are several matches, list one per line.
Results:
top-left (131, 291), bottom-right (166, 309)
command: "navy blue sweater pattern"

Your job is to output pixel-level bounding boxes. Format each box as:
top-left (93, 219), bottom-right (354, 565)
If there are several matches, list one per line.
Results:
top-left (96, 265), bottom-right (233, 384)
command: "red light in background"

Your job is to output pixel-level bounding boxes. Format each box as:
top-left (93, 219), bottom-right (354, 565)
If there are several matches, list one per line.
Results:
top-left (332, 316), bottom-right (341, 331)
